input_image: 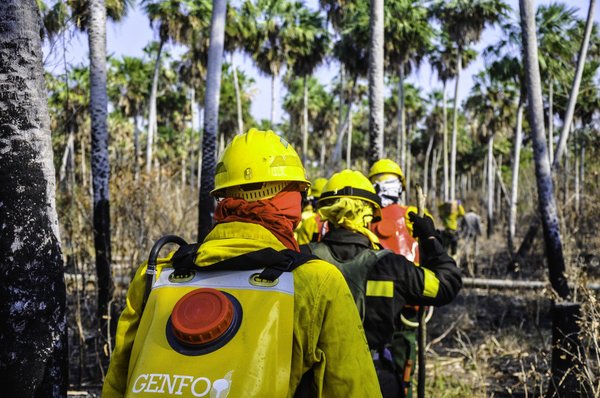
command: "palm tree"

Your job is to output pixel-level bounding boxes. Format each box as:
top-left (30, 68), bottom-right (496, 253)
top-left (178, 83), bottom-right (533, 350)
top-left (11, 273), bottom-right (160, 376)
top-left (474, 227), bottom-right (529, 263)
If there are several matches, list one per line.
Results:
top-left (465, 70), bottom-right (516, 237)
top-left (141, 0), bottom-right (188, 173)
top-left (108, 56), bottom-right (151, 179)
top-left (385, 0), bottom-right (433, 173)
top-left (430, 33), bottom-right (476, 201)
top-left (553, 0), bottom-right (597, 168)
top-left (368, 0), bottom-right (385, 165)
top-left (240, 0), bottom-right (297, 125)
top-left (433, 0), bottom-right (509, 201)
top-left (86, 0), bottom-right (118, 359)
top-left (287, 3), bottom-right (329, 163)
top-left (519, 0), bottom-right (568, 297)
top-left (0, 0), bottom-right (66, 395)
top-left (535, 3), bottom-right (578, 165)
top-left (198, 0), bottom-right (227, 242)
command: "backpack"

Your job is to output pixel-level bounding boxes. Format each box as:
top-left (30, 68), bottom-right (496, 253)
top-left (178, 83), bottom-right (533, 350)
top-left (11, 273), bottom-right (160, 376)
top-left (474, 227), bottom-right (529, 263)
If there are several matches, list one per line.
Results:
top-left (306, 242), bottom-right (392, 321)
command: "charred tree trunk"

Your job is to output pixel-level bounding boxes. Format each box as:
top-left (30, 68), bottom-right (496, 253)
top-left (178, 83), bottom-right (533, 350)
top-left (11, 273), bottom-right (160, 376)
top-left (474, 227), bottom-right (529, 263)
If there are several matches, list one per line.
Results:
top-left (520, 0), bottom-right (569, 299)
top-left (198, 0), bottom-right (227, 241)
top-left (520, 2), bottom-right (581, 396)
top-left (0, 1), bottom-right (67, 395)
top-left (146, 39), bottom-right (164, 174)
top-left (88, 0), bottom-right (113, 356)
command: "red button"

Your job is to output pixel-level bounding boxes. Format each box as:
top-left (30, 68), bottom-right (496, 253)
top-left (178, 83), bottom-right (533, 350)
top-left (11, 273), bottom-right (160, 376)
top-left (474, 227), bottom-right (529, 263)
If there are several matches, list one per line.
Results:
top-left (171, 288), bottom-right (234, 345)
top-left (375, 219), bottom-right (396, 238)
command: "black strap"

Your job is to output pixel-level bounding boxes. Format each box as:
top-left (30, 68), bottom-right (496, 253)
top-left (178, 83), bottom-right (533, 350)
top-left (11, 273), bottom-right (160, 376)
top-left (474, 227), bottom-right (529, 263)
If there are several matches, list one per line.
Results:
top-left (171, 246), bottom-right (317, 281)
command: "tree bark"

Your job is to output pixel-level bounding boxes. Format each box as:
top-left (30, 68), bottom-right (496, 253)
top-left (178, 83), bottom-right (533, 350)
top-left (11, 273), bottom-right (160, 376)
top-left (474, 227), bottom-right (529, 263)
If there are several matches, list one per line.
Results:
top-left (198, 0), bottom-right (227, 242)
top-left (368, 0), bottom-right (384, 165)
top-left (270, 73), bottom-right (278, 124)
top-left (302, 75), bottom-right (309, 163)
top-left (231, 54), bottom-right (244, 136)
top-left (146, 39), bottom-right (164, 174)
top-left (519, 0), bottom-right (569, 298)
top-left (508, 101), bottom-right (524, 255)
top-left (88, 0), bottom-right (113, 357)
top-left (0, 1), bottom-right (67, 395)
top-left (450, 51), bottom-right (461, 202)
top-left (397, 63), bottom-right (406, 171)
top-left (442, 82), bottom-right (449, 201)
top-left (553, 0), bottom-right (596, 168)
top-left (331, 76), bottom-right (356, 169)
top-left (346, 111), bottom-right (353, 167)
top-left (487, 136), bottom-right (495, 238)
top-left (424, 133), bottom-right (434, 198)
top-left (548, 82), bottom-right (553, 165)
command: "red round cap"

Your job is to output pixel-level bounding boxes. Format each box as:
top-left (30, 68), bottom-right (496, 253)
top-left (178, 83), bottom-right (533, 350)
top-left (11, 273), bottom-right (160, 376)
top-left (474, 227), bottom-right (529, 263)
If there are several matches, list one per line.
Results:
top-left (375, 219), bottom-right (396, 238)
top-left (171, 288), bottom-right (234, 345)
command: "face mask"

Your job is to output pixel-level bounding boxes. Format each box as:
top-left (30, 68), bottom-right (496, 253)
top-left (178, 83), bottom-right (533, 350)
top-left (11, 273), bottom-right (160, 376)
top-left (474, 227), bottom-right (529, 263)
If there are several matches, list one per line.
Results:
top-left (374, 177), bottom-right (403, 207)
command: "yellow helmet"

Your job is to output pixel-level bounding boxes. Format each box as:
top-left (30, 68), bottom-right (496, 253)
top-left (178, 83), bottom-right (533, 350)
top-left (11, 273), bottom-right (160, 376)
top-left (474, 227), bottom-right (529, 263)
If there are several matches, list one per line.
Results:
top-left (311, 177), bottom-right (328, 199)
top-left (368, 159), bottom-right (406, 189)
top-left (318, 169), bottom-right (381, 218)
top-left (211, 128), bottom-right (310, 200)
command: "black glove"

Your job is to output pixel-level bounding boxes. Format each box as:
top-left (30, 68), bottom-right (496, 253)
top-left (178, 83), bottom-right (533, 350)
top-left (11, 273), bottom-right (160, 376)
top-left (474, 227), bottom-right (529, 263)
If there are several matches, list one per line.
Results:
top-left (408, 212), bottom-right (437, 240)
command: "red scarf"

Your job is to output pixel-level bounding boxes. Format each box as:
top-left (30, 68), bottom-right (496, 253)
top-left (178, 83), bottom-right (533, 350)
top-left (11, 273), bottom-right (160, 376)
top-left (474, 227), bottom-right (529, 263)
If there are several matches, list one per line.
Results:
top-left (214, 190), bottom-right (302, 251)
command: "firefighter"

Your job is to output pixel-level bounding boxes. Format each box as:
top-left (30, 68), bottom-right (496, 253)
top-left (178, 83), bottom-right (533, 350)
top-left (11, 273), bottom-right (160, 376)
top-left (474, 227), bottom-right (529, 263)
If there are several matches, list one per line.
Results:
top-left (102, 129), bottom-right (382, 398)
top-left (302, 169), bottom-right (462, 398)
top-left (438, 200), bottom-right (465, 256)
top-left (295, 177), bottom-right (328, 245)
top-left (368, 159), bottom-right (426, 397)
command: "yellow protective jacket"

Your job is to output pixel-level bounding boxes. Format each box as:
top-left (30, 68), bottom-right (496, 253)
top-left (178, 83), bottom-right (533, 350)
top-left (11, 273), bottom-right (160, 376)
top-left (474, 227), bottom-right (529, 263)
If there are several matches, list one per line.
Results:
top-left (438, 201), bottom-right (465, 231)
top-left (102, 221), bottom-right (381, 398)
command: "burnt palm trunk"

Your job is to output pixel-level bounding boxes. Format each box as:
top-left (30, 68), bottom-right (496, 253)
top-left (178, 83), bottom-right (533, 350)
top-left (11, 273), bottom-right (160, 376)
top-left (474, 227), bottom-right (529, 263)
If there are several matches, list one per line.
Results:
top-left (450, 50), bottom-right (461, 202)
top-left (0, 1), bottom-right (67, 395)
top-left (508, 101), bottom-right (524, 255)
top-left (520, 2), bottom-right (584, 395)
top-left (88, 0), bottom-right (113, 354)
top-left (198, 0), bottom-right (227, 241)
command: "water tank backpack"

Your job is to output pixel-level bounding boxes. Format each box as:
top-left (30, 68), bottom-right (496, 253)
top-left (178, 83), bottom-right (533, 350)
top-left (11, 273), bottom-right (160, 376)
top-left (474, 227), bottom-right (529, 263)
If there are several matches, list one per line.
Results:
top-left (127, 237), bottom-right (315, 398)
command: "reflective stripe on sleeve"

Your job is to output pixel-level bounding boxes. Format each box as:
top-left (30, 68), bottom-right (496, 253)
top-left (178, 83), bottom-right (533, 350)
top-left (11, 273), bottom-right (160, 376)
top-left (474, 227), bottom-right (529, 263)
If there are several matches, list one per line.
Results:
top-left (366, 280), bottom-right (394, 298)
top-left (422, 268), bottom-right (440, 298)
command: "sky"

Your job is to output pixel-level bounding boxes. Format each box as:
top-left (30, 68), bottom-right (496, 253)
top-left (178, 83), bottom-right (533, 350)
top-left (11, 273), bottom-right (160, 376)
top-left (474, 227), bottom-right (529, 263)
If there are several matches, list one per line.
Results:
top-left (43, 0), bottom-right (598, 125)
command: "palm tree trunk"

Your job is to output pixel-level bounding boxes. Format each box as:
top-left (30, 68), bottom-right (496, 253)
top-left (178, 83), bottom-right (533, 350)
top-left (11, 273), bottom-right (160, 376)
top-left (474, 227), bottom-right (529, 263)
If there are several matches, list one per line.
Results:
top-left (59, 128), bottom-right (75, 190)
top-left (432, 148), bottom-right (440, 203)
top-left (0, 1), bottom-right (67, 394)
top-left (574, 129), bottom-right (580, 216)
top-left (231, 54), bottom-right (244, 136)
top-left (580, 139), bottom-right (585, 217)
top-left (508, 101), bottom-right (524, 255)
top-left (368, 0), bottom-right (384, 165)
top-left (397, 63), bottom-right (406, 170)
top-left (88, 0), bottom-right (113, 355)
top-left (406, 128), bottom-right (411, 203)
top-left (331, 77), bottom-right (356, 168)
top-left (487, 136), bottom-right (494, 238)
top-left (553, 0), bottom-right (596, 168)
top-left (146, 38), bottom-right (164, 174)
top-left (442, 81), bottom-right (449, 201)
top-left (548, 82), bottom-right (553, 165)
top-left (198, 0), bottom-right (227, 241)
top-left (520, 0), bottom-right (569, 298)
top-left (346, 112), bottom-right (353, 167)
top-left (424, 133), bottom-right (434, 198)
top-left (270, 73), bottom-right (278, 124)
top-left (450, 51), bottom-right (461, 202)
top-left (302, 75), bottom-right (309, 163)
top-left (133, 115), bottom-right (140, 181)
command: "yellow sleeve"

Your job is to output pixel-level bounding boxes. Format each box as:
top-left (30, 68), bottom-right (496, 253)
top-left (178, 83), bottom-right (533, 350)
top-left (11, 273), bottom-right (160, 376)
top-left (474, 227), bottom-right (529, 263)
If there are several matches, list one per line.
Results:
top-left (101, 263), bottom-right (148, 398)
top-left (295, 214), bottom-right (318, 245)
top-left (290, 261), bottom-right (382, 397)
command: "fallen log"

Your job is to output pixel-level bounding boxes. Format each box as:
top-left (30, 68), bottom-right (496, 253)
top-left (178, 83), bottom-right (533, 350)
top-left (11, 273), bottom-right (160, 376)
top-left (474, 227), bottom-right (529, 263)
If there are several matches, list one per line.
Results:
top-left (462, 277), bottom-right (600, 291)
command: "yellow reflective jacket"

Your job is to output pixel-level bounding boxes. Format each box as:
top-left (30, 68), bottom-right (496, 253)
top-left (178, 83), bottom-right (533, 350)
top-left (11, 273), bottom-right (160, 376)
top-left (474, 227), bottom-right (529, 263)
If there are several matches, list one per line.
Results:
top-left (102, 221), bottom-right (381, 398)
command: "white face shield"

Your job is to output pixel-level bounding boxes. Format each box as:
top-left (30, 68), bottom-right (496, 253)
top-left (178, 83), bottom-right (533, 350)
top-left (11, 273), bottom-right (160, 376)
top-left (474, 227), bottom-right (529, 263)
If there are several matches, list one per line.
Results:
top-left (373, 177), bottom-right (403, 208)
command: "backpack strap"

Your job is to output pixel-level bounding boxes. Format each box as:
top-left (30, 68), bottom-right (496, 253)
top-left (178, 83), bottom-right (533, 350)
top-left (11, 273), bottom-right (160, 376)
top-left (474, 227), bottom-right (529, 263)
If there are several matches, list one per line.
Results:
top-left (171, 245), bottom-right (317, 281)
